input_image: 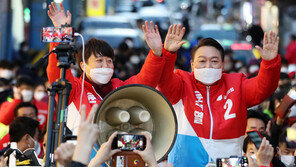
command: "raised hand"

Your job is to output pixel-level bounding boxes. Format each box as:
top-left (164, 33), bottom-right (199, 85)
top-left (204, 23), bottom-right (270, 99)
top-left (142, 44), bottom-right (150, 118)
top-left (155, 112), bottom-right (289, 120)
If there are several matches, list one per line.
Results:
top-left (48, 2), bottom-right (72, 27)
top-left (142, 21), bottom-right (162, 57)
top-left (256, 137), bottom-right (274, 166)
top-left (54, 142), bottom-right (75, 166)
top-left (164, 24), bottom-right (186, 53)
top-left (255, 31), bottom-right (279, 61)
top-left (72, 104), bottom-right (100, 165)
top-left (88, 132), bottom-right (121, 167)
top-left (133, 132), bottom-right (158, 167)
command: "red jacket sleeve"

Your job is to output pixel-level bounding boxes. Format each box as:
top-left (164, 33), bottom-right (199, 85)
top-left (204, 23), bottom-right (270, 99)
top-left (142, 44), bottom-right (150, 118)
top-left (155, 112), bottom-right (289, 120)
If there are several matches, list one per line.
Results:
top-left (0, 99), bottom-right (22, 125)
top-left (157, 49), bottom-right (184, 105)
top-left (46, 43), bottom-right (80, 102)
top-left (242, 55), bottom-right (281, 108)
top-left (118, 49), bottom-right (165, 88)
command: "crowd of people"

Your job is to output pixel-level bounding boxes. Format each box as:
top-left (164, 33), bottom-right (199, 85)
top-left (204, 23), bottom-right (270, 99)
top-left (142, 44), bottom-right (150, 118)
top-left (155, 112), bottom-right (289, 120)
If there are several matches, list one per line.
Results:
top-left (0, 1), bottom-right (296, 167)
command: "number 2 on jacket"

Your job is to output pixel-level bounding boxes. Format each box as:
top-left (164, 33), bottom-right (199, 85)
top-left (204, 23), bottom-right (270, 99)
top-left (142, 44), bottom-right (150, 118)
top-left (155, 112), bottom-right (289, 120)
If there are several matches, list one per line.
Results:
top-left (224, 99), bottom-right (235, 120)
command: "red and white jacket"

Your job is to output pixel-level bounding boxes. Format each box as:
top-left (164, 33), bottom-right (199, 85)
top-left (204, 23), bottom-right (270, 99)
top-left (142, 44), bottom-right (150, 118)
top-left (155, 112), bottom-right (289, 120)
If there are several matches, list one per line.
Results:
top-left (47, 43), bottom-right (165, 134)
top-left (158, 49), bottom-right (281, 166)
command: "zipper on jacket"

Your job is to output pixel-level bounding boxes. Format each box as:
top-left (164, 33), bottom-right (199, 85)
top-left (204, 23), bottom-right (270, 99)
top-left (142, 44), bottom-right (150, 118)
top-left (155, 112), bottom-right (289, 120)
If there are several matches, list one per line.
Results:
top-left (207, 86), bottom-right (214, 162)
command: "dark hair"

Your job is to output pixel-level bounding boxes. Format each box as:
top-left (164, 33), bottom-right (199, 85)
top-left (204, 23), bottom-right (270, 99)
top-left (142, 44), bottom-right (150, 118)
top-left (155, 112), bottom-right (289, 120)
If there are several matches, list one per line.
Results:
top-left (0, 60), bottom-right (14, 69)
top-left (9, 117), bottom-right (39, 142)
top-left (76, 38), bottom-right (115, 72)
top-left (15, 75), bottom-right (35, 88)
top-left (0, 78), bottom-right (10, 86)
top-left (243, 136), bottom-right (253, 153)
top-left (279, 129), bottom-right (287, 145)
top-left (14, 102), bottom-right (38, 117)
top-left (247, 109), bottom-right (269, 126)
top-left (191, 38), bottom-right (225, 62)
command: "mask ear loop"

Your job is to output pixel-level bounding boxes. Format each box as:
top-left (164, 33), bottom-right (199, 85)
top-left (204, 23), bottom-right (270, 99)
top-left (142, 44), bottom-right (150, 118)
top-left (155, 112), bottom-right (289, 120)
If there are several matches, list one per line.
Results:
top-left (71, 33), bottom-right (85, 133)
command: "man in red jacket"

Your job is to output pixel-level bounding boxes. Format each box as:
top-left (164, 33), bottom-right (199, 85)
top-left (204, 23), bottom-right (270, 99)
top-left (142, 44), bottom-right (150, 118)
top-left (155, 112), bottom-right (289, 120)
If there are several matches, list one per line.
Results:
top-left (157, 24), bottom-right (281, 166)
top-left (47, 2), bottom-right (165, 134)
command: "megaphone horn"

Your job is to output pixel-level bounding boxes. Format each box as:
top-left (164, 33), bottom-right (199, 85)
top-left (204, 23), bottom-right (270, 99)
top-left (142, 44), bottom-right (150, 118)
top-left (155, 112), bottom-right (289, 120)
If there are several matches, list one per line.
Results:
top-left (94, 84), bottom-right (178, 163)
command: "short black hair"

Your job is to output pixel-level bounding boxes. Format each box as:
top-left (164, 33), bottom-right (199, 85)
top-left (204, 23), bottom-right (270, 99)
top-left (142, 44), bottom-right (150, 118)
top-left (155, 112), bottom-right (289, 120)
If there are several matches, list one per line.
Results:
top-left (15, 75), bottom-right (35, 88)
top-left (243, 135), bottom-right (253, 153)
top-left (9, 117), bottom-right (39, 142)
top-left (279, 129), bottom-right (287, 145)
top-left (247, 109), bottom-right (269, 126)
top-left (14, 102), bottom-right (38, 117)
top-left (76, 38), bottom-right (115, 72)
top-left (0, 60), bottom-right (14, 69)
top-left (191, 38), bottom-right (225, 62)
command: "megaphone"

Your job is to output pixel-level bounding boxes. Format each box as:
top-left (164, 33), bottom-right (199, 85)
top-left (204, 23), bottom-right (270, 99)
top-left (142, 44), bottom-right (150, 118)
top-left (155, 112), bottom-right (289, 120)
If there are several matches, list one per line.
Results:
top-left (94, 84), bottom-right (177, 163)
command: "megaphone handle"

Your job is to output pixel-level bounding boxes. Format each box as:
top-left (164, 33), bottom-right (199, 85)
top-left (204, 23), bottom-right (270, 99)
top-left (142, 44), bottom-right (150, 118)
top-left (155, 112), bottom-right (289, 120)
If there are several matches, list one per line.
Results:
top-left (111, 151), bottom-right (145, 167)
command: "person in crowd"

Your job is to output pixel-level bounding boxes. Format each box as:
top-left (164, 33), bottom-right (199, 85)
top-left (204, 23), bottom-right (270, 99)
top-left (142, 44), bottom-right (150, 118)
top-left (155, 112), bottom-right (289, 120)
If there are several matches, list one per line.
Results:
top-left (47, 2), bottom-right (165, 134)
top-left (223, 53), bottom-right (235, 73)
top-left (0, 102), bottom-right (44, 158)
top-left (8, 117), bottom-right (39, 154)
top-left (0, 76), bottom-right (48, 130)
top-left (0, 102), bottom-right (38, 150)
top-left (285, 34), bottom-right (296, 65)
top-left (0, 117), bottom-right (39, 166)
top-left (246, 109), bottom-right (271, 136)
top-left (243, 135), bottom-right (284, 167)
top-left (277, 130), bottom-right (296, 167)
top-left (0, 78), bottom-right (12, 106)
top-left (33, 81), bottom-right (49, 103)
top-left (155, 23), bottom-right (280, 166)
top-left (0, 60), bottom-right (14, 81)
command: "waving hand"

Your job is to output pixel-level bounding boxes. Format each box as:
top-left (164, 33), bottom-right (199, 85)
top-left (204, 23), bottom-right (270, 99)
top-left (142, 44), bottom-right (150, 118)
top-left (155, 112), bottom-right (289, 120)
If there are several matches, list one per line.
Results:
top-left (48, 2), bottom-right (71, 27)
top-left (255, 31), bottom-right (279, 61)
top-left (164, 24), bottom-right (186, 52)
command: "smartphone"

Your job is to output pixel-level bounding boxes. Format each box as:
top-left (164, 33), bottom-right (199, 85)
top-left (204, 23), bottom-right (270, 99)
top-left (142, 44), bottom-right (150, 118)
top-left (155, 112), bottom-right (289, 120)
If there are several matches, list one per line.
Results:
top-left (246, 129), bottom-right (263, 149)
top-left (112, 134), bottom-right (146, 151)
top-left (216, 156), bottom-right (248, 167)
top-left (41, 27), bottom-right (74, 43)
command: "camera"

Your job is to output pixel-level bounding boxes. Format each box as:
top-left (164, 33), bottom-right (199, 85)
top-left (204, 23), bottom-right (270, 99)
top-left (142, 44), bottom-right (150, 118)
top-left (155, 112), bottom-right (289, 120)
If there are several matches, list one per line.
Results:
top-left (216, 156), bottom-right (248, 167)
top-left (41, 27), bottom-right (74, 43)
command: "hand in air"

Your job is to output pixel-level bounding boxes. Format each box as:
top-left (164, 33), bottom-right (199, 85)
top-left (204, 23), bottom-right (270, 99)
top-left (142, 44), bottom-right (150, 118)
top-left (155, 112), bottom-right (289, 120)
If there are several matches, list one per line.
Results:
top-left (48, 2), bottom-right (72, 27)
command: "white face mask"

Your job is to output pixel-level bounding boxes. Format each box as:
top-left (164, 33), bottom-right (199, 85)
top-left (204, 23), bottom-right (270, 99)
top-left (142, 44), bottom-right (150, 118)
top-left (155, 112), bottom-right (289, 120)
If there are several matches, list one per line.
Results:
top-left (194, 68), bottom-right (222, 85)
top-left (249, 65), bottom-right (259, 74)
top-left (0, 87), bottom-right (6, 92)
top-left (250, 154), bottom-right (257, 161)
top-left (0, 70), bottom-right (13, 80)
top-left (21, 89), bottom-right (33, 102)
top-left (281, 67), bottom-right (288, 73)
top-left (34, 91), bottom-right (46, 101)
top-left (29, 136), bottom-right (41, 155)
top-left (281, 155), bottom-right (295, 167)
top-left (85, 64), bottom-right (113, 85)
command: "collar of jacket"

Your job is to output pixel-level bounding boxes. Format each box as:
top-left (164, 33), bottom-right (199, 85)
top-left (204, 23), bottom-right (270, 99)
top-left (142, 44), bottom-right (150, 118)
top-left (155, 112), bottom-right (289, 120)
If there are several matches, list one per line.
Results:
top-left (191, 72), bottom-right (224, 94)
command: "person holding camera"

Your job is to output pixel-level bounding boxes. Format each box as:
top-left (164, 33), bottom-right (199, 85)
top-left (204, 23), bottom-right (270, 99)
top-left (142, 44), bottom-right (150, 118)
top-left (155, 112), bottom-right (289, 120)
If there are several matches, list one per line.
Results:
top-left (154, 24), bottom-right (281, 166)
top-left (47, 2), bottom-right (165, 134)
top-left (54, 104), bottom-right (158, 167)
